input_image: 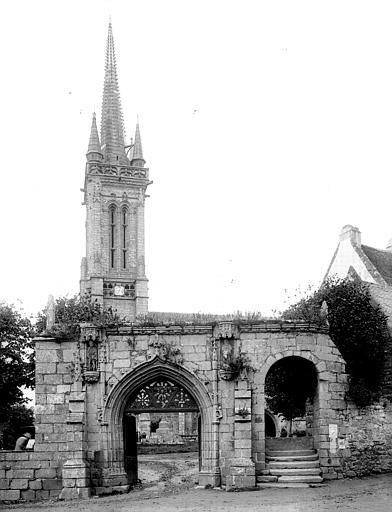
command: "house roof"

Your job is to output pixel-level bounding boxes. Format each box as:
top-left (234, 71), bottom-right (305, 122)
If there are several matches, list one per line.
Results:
top-left (361, 245), bottom-right (392, 286)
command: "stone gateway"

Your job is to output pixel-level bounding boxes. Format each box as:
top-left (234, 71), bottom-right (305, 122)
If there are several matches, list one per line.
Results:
top-left (1, 23), bottom-right (392, 504)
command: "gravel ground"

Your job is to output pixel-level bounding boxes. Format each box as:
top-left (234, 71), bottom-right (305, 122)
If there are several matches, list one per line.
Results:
top-left (3, 453), bottom-right (392, 512)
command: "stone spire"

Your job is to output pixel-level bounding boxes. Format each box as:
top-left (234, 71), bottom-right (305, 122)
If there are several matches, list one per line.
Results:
top-left (130, 122), bottom-right (145, 167)
top-left (100, 21), bottom-right (128, 165)
top-left (87, 113), bottom-right (103, 161)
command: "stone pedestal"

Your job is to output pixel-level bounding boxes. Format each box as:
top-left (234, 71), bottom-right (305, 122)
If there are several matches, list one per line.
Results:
top-left (60, 381), bottom-right (91, 500)
top-left (59, 459), bottom-right (91, 500)
top-left (226, 382), bottom-right (256, 490)
top-left (198, 469), bottom-right (221, 488)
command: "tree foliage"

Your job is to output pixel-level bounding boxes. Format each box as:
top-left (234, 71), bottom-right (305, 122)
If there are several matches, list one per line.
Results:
top-left (0, 302), bottom-right (34, 410)
top-left (265, 357), bottom-right (317, 426)
top-left (0, 302), bottom-right (35, 448)
top-left (282, 278), bottom-right (389, 406)
top-left (0, 404), bottom-right (34, 450)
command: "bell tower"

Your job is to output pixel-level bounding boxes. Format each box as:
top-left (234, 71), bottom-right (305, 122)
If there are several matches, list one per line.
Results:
top-left (80, 22), bottom-right (150, 319)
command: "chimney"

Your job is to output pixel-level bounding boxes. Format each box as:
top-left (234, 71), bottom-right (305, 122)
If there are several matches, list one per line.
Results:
top-left (339, 225), bottom-right (361, 246)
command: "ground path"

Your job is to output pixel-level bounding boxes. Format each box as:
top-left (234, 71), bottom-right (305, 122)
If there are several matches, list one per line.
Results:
top-left (3, 453), bottom-right (391, 511)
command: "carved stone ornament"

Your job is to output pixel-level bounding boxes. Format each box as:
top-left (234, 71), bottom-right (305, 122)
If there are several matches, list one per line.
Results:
top-left (85, 335), bottom-right (99, 372)
top-left (219, 369), bottom-right (235, 381)
top-left (213, 321), bottom-right (239, 340)
top-left (84, 370), bottom-right (100, 384)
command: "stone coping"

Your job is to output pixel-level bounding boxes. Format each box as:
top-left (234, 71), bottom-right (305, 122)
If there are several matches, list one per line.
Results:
top-left (35, 321), bottom-right (328, 341)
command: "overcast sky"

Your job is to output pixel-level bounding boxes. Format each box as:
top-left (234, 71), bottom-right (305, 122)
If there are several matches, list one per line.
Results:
top-left (1, 0), bottom-right (392, 318)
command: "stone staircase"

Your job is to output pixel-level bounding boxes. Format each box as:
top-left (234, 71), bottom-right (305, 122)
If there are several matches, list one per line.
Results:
top-left (258, 438), bottom-right (323, 488)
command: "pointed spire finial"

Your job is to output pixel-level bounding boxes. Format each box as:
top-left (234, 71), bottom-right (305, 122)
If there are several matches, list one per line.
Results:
top-left (131, 121), bottom-right (145, 167)
top-left (87, 112), bottom-right (103, 160)
top-left (100, 20), bottom-right (128, 165)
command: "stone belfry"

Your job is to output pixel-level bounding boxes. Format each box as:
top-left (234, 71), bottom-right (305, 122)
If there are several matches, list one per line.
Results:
top-left (80, 22), bottom-right (150, 319)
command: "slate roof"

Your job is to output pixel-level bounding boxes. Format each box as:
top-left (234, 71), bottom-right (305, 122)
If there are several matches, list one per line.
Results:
top-left (361, 245), bottom-right (392, 286)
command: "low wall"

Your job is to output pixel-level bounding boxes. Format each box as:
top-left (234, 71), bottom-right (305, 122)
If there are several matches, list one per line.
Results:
top-left (0, 451), bottom-right (62, 502)
top-left (138, 442), bottom-right (198, 454)
top-left (336, 400), bottom-right (392, 478)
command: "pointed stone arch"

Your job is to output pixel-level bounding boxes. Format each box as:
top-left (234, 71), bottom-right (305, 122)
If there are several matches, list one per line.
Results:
top-left (100, 357), bottom-right (218, 486)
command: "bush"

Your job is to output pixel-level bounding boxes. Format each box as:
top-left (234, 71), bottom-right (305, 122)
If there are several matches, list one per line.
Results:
top-left (282, 278), bottom-right (389, 406)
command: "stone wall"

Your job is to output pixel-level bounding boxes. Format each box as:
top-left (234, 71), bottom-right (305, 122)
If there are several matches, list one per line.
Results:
top-left (2, 321), bottom-right (392, 502)
top-left (336, 400), bottom-right (392, 478)
top-left (0, 451), bottom-right (62, 502)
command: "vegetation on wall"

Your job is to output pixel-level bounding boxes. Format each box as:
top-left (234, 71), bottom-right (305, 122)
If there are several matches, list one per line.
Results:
top-left (0, 302), bottom-right (35, 449)
top-left (282, 278), bottom-right (389, 407)
top-left (36, 294), bottom-right (123, 339)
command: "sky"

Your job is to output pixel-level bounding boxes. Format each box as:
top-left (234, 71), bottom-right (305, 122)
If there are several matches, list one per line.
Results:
top-left (1, 0), bottom-right (392, 319)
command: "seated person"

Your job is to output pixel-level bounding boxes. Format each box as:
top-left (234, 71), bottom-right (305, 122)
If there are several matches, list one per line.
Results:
top-left (14, 432), bottom-right (32, 451)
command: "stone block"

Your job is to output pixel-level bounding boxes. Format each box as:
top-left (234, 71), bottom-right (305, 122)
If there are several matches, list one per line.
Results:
top-left (234, 439), bottom-right (252, 450)
top-left (62, 478), bottom-right (76, 488)
top-left (21, 489), bottom-right (36, 501)
top-left (112, 485), bottom-right (130, 494)
top-left (35, 489), bottom-right (50, 500)
top-left (57, 363), bottom-right (71, 374)
top-left (36, 468), bottom-right (57, 479)
top-left (37, 424), bottom-right (54, 434)
top-left (59, 487), bottom-right (91, 500)
top-left (42, 478), bottom-right (62, 490)
top-left (95, 486), bottom-right (113, 495)
top-left (0, 489), bottom-right (21, 501)
top-left (44, 374), bottom-right (64, 385)
top-left (47, 394), bottom-right (65, 405)
top-left (12, 469), bottom-right (35, 479)
top-left (29, 479), bottom-right (43, 490)
top-left (63, 374), bottom-right (74, 384)
top-left (113, 359), bottom-right (130, 368)
top-left (57, 385), bottom-right (71, 394)
top-left (39, 350), bottom-right (60, 363)
top-left (35, 363), bottom-right (56, 374)
top-left (69, 402), bottom-right (85, 414)
top-left (0, 480), bottom-right (10, 490)
top-left (226, 475), bottom-right (255, 490)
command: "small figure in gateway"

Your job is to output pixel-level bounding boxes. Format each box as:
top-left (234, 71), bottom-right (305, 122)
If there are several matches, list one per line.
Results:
top-left (14, 432), bottom-right (31, 451)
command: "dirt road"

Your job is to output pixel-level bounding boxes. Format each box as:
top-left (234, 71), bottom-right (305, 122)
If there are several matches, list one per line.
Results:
top-left (3, 453), bottom-right (392, 512)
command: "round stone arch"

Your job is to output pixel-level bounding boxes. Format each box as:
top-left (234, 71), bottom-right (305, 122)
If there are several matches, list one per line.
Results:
top-left (101, 356), bottom-right (216, 483)
top-left (259, 349), bottom-right (326, 383)
top-left (253, 349), bottom-right (337, 470)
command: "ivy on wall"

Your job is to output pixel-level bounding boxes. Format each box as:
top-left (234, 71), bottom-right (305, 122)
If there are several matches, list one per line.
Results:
top-left (282, 278), bottom-right (390, 407)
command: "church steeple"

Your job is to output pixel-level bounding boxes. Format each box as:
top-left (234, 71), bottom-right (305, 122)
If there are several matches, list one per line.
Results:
top-left (87, 113), bottom-right (103, 161)
top-left (81, 21), bottom-right (151, 320)
top-left (100, 21), bottom-right (128, 165)
top-left (130, 122), bottom-right (145, 167)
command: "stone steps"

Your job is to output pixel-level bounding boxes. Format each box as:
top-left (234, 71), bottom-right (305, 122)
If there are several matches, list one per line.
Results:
top-left (279, 475), bottom-right (323, 483)
top-left (266, 449), bottom-right (315, 457)
top-left (259, 447), bottom-right (323, 488)
top-left (268, 460), bottom-right (319, 469)
top-left (257, 482), bottom-right (312, 489)
top-left (266, 453), bottom-right (319, 462)
top-left (269, 468), bottom-right (321, 476)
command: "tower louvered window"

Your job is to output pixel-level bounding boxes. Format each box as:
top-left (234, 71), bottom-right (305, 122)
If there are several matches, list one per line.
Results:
top-left (109, 205), bottom-right (117, 268)
top-left (122, 207), bottom-right (128, 269)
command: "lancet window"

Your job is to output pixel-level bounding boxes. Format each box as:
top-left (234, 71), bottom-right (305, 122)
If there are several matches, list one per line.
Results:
top-left (109, 205), bottom-right (117, 268)
top-left (121, 206), bottom-right (128, 269)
